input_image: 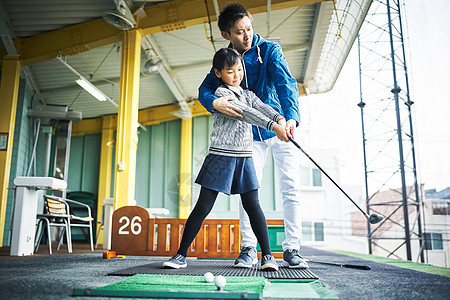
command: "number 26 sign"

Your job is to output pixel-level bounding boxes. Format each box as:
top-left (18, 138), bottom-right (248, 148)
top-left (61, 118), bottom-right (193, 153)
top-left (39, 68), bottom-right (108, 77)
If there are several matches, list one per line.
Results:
top-left (118, 215), bottom-right (142, 235)
top-left (111, 206), bottom-right (150, 253)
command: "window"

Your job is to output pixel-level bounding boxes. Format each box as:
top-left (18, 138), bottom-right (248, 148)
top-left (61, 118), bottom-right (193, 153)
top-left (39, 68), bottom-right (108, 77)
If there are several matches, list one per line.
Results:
top-left (300, 167), bottom-right (322, 187)
top-left (302, 221), bottom-right (324, 242)
top-left (424, 233), bottom-right (443, 250)
top-left (314, 222), bottom-right (324, 241)
top-left (312, 169), bottom-right (322, 187)
top-left (302, 221), bottom-right (312, 241)
top-left (432, 201), bottom-right (450, 215)
top-left (300, 168), bottom-right (311, 186)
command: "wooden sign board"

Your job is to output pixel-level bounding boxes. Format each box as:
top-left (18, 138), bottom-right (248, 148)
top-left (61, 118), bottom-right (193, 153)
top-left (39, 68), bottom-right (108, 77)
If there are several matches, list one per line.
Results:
top-left (109, 205), bottom-right (284, 258)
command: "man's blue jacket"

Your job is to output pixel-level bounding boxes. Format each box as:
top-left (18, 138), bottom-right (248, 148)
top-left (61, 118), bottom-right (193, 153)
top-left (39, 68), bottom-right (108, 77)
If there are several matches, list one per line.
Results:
top-left (198, 34), bottom-right (300, 141)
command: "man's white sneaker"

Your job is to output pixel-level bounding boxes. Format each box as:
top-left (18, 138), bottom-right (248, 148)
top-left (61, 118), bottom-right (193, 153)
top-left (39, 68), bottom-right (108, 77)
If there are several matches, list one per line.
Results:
top-left (282, 249), bottom-right (309, 269)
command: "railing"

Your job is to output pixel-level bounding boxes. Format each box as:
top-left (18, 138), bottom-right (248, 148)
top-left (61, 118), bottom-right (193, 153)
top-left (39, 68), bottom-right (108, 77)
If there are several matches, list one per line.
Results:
top-left (109, 206), bottom-right (284, 258)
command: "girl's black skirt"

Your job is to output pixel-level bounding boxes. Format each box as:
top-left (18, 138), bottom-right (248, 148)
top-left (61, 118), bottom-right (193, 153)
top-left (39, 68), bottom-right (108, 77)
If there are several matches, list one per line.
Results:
top-left (195, 154), bottom-right (260, 195)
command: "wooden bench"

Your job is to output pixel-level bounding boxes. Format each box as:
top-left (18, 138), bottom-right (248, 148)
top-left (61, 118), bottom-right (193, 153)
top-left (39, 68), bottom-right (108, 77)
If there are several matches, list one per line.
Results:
top-left (106, 205), bottom-right (284, 259)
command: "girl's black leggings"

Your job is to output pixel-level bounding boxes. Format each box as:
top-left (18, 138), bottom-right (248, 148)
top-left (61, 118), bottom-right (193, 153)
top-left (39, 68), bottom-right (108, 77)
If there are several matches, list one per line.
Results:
top-left (177, 186), bottom-right (271, 257)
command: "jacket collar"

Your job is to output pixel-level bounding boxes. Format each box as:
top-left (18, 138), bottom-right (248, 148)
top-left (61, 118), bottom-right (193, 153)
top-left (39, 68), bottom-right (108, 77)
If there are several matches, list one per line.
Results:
top-left (227, 34), bottom-right (264, 54)
top-left (224, 84), bottom-right (243, 96)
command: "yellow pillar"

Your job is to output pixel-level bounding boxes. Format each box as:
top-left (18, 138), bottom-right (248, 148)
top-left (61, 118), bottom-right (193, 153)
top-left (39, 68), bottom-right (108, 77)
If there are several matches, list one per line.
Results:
top-left (113, 29), bottom-right (142, 209)
top-left (178, 118), bottom-right (192, 218)
top-left (96, 115), bottom-right (115, 244)
top-left (0, 57), bottom-right (21, 244)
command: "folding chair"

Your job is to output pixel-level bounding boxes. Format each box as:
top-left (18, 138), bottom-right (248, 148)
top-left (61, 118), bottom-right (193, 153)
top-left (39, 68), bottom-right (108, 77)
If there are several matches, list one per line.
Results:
top-left (35, 196), bottom-right (72, 254)
top-left (35, 195), bottom-right (94, 254)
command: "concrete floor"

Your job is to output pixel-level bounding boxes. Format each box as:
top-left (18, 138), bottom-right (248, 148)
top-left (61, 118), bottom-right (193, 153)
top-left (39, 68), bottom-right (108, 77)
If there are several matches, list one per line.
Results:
top-left (0, 245), bottom-right (448, 299)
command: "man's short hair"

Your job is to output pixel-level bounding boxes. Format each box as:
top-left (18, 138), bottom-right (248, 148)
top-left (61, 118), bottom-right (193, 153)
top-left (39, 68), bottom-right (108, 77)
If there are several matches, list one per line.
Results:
top-left (218, 3), bottom-right (253, 33)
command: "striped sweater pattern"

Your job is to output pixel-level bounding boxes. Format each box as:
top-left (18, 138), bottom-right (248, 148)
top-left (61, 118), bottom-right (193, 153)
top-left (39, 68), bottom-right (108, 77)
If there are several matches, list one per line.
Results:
top-left (209, 85), bottom-right (282, 157)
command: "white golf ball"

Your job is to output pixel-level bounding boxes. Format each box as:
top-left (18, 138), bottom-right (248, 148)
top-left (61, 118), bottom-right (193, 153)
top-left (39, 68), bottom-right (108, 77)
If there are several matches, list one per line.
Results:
top-left (214, 275), bottom-right (226, 289)
top-left (204, 272), bottom-right (214, 283)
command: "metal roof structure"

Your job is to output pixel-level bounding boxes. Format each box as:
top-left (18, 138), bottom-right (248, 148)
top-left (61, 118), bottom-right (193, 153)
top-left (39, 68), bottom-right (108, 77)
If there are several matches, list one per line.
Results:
top-left (0, 0), bottom-right (372, 119)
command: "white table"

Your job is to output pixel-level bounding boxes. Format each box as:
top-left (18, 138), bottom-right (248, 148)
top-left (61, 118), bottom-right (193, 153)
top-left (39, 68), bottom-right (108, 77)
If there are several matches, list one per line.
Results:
top-left (10, 177), bottom-right (67, 256)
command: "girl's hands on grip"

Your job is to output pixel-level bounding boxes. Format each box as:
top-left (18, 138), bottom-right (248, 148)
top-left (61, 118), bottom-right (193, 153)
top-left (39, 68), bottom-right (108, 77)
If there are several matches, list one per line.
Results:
top-left (273, 124), bottom-right (290, 142)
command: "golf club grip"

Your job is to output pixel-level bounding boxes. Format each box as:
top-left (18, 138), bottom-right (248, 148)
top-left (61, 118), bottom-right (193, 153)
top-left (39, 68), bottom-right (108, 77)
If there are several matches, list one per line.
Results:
top-left (343, 264), bottom-right (371, 270)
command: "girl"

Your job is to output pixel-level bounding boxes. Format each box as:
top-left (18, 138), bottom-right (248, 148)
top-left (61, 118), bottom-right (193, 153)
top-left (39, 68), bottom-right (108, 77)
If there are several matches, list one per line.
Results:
top-left (163, 48), bottom-right (289, 271)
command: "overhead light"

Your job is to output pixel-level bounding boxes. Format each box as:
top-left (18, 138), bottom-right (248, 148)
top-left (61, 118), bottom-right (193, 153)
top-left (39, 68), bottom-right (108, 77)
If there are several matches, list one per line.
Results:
top-left (76, 77), bottom-right (107, 101)
top-left (144, 56), bottom-right (163, 75)
top-left (103, 0), bottom-right (136, 30)
top-left (57, 55), bottom-right (118, 107)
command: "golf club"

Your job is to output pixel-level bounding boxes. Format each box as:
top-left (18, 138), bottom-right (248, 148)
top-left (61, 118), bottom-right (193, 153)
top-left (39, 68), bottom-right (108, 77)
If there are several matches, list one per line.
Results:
top-left (288, 137), bottom-right (383, 224)
top-left (305, 259), bottom-right (371, 270)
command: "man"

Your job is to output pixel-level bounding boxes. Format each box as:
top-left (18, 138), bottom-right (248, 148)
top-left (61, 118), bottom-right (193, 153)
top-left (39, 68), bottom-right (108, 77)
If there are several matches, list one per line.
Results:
top-left (198, 3), bottom-right (308, 269)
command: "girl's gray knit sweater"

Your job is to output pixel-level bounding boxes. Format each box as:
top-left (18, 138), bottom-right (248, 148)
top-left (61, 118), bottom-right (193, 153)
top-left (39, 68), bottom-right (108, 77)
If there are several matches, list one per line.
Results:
top-left (209, 85), bottom-right (283, 157)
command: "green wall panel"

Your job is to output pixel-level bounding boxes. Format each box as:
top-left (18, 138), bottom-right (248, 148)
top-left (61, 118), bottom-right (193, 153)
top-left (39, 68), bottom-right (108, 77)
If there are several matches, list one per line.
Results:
top-left (69, 137), bottom-right (84, 189)
top-left (149, 125), bottom-right (166, 206)
top-left (81, 134), bottom-right (101, 192)
top-left (135, 120), bottom-right (181, 217)
top-left (135, 127), bottom-right (150, 204)
top-left (68, 134), bottom-right (101, 195)
top-left (165, 121), bottom-right (182, 213)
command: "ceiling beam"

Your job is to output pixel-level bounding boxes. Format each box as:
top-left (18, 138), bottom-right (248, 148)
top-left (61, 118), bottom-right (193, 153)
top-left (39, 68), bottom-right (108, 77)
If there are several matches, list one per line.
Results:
top-left (71, 100), bottom-right (209, 137)
top-left (16, 0), bottom-right (328, 66)
top-left (0, 1), bottom-right (18, 57)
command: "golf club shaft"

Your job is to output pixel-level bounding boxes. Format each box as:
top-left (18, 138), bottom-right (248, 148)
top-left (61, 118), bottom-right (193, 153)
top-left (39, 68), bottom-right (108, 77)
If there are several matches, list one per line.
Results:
top-left (288, 137), bottom-right (370, 219)
top-left (308, 260), bottom-right (371, 270)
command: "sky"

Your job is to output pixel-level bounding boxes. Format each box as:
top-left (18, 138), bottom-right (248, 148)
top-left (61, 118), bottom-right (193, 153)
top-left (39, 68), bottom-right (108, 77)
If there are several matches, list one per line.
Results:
top-left (298, 0), bottom-right (450, 192)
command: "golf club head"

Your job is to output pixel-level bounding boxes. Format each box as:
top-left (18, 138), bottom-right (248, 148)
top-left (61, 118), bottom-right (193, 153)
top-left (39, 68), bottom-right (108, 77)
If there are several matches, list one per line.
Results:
top-left (369, 214), bottom-right (383, 224)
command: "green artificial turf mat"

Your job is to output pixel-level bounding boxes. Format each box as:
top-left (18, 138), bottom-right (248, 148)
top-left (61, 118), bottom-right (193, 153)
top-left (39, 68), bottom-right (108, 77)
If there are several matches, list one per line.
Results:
top-left (263, 280), bottom-right (338, 299)
top-left (74, 275), bottom-right (339, 299)
top-left (96, 274), bottom-right (266, 292)
top-left (330, 250), bottom-right (450, 277)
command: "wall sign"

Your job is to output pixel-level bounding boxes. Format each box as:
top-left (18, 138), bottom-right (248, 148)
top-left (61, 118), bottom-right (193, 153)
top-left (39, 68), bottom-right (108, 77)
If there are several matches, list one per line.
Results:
top-left (0, 133), bottom-right (8, 150)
